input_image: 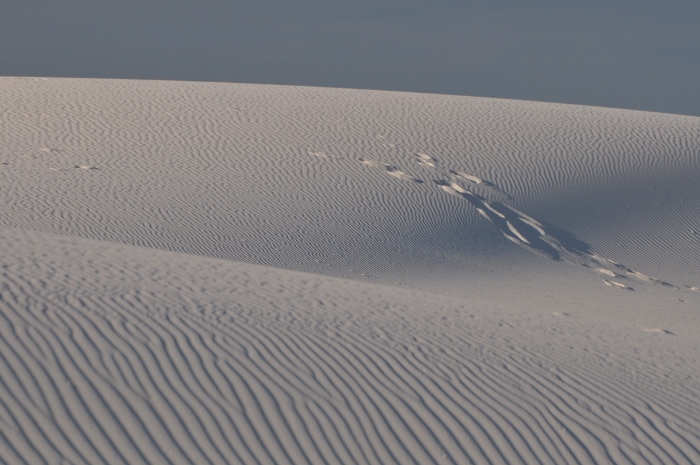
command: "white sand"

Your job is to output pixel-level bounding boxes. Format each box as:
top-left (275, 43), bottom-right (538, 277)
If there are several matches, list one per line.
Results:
top-left (0, 77), bottom-right (699, 464)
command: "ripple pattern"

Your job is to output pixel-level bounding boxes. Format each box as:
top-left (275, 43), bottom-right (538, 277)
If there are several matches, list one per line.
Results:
top-left (0, 78), bottom-right (699, 286)
top-left (0, 229), bottom-right (698, 464)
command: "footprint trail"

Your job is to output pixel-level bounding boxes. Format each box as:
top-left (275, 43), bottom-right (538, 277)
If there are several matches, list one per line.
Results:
top-left (433, 175), bottom-right (678, 290)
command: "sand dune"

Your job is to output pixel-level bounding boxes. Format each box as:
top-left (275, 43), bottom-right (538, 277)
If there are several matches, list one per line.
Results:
top-left (1, 77), bottom-right (699, 464)
top-left (2, 77), bottom-right (699, 286)
top-left (1, 229), bottom-right (698, 464)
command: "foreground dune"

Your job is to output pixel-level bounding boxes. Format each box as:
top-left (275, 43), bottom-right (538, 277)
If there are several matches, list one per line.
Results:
top-left (1, 77), bottom-right (699, 464)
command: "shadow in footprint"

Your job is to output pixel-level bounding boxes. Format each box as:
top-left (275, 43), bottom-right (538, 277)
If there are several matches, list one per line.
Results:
top-left (436, 180), bottom-right (593, 261)
top-left (435, 178), bottom-right (680, 289)
top-left (388, 166), bottom-right (423, 183)
top-left (450, 170), bottom-right (513, 200)
top-left (491, 201), bottom-right (592, 255)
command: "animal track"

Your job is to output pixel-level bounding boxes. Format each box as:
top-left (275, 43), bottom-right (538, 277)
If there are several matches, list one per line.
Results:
top-left (359, 159), bottom-right (422, 183)
top-left (387, 166), bottom-right (422, 182)
top-left (308, 150), bottom-right (329, 159)
top-left (450, 171), bottom-right (486, 185)
top-left (360, 158), bottom-right (384, 168)
top-left (415, 153), bottom-right (437, 168)
top-left (308, 150), bottom-right (338, 159)
top-left (435, 180), bottom-right (577, 260)
top-left (604, 280), bottom-right (634, 291)
top-left (358, 148), bottom-right (677, 292)
top-left (627, 271), bottom-right (674, 287)
top-left (552, 311), bottom-right (573, 317)
top-left (450, 170), bottom-right (513, 199)
top-left (594, 268), bottom-right (622, 278)
top-left (434, 173), bottom-right (678, 290)
top-left (642, 328), bottom-right (675, 335)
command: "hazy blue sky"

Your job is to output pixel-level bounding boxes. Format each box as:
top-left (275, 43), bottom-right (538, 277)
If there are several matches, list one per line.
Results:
top-left (3, 1), bottom-right (699, 116)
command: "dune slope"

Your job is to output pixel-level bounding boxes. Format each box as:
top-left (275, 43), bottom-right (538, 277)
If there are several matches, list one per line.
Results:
top-left (1, 77), bottom-right (699, 287)
top-left (1, 229), bottom-right (699, 465)
top-left (0, 77), bottom-right (699, 464)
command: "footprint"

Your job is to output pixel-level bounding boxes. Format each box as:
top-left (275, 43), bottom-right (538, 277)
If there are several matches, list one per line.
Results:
top-left (589, 253), bottom-right (625, 269)
top-left (627, 271), bottom-right (675, 288)
top-left (360, 159), bottom-right (422, 183)
top-left (594, 268), bottom-right (623, 278)
top-left (585, 251), bottom-right (676, 289)
top-left (415, 153), bottom-right (437, 168)
top-left (434, 179), bottom-right (470, 196)
top-left (386, 166), bottom-right (422, 183)
top-left (505, 221), bottom-right (530, 244)
top-left (450, 170), bottom-right (513, 199)
top-left (642, 328), bottom-right (675, 335)
top-left (360, 158), bottom-right (386, 168)
top-left (604, 280), bottom-right (634, 291)
top-left (436, 165), bottom-right (684, 292)
top-left (307, 150), bottom-right (330, 159)
top-left (435, 179), bottom-right (566, 259)
top-left (521, 218), bottom-right (547, 238)
top-left (451, 171), bottom-right (486, 185)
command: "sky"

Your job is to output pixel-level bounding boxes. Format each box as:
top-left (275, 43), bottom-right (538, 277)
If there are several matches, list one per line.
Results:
top-left (2, 0), bottom-right (699, 116)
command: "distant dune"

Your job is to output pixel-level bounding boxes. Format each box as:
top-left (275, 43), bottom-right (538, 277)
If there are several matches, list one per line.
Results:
top-left (1, 77), bottom-right (699, 464)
